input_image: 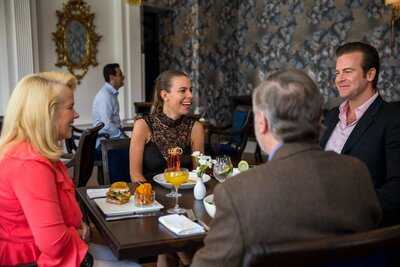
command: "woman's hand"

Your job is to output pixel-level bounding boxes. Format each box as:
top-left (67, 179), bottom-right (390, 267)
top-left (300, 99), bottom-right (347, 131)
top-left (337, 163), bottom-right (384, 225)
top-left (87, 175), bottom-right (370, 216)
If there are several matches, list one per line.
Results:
top-left (133, 176), bottom-right (147, 183)
top-left (78, 222), bottom-right (90, 242)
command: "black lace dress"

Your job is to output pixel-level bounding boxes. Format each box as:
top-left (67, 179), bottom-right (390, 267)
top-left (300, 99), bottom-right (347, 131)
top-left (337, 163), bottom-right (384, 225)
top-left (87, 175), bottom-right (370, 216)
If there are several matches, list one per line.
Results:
top-left (139, 112), bottom-right (196, 180)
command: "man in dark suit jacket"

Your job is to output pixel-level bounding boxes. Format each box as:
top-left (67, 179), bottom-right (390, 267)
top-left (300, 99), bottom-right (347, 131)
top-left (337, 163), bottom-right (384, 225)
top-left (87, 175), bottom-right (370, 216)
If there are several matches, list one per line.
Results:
top-left (191, 69), bottom-right (381, 267)
top-left (320, 42), bottom-right (400, 226)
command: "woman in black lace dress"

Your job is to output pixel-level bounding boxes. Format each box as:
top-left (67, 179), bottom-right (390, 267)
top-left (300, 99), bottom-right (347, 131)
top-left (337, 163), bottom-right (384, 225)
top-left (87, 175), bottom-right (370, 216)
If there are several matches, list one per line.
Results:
top-left (130, 70), bottom-right (205, 182)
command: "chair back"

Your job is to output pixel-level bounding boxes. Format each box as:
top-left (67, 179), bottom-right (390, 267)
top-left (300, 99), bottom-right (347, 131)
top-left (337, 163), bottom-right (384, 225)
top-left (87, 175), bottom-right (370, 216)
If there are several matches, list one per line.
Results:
top-left (224, 105), bottom-right (252, 165)
top-left (71, 123), bottom-right (104, 187)
top-left (243, 225), bottom-right (400, 267)
top-left (207, 105), bottom-right (252, 165)
top-left (134, 101), bottom-right (152, 116)
top-left (230, 105), bottom-right (251, 146)
top-left (101, 138), bottom-right (131, 185)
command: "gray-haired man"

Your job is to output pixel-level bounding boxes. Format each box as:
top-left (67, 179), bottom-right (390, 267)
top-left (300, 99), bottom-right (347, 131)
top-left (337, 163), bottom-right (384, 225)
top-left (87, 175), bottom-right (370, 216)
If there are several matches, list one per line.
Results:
top-left (191, 69), bottom-right (381, 267)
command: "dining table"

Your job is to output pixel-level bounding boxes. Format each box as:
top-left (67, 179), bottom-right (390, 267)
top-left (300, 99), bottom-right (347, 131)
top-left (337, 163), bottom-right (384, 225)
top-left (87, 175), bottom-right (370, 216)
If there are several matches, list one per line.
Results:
top-left (76, 179), bottom-right (218, 261)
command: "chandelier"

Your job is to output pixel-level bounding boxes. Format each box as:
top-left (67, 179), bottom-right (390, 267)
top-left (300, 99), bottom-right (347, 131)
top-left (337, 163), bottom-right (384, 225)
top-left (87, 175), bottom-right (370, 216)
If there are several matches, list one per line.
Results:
top-left (125, 0), bottom-right (142, 5)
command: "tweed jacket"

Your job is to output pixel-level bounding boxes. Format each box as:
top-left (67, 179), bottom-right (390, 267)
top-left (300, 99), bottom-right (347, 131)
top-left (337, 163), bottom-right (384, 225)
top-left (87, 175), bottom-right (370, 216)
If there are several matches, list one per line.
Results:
top-left (191, 142), bottom-right (381, 267)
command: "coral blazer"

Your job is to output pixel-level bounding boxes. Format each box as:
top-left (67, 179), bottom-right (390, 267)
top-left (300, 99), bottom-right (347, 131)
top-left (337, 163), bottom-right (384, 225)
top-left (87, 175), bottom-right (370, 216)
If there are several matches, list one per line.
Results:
top-left (0, 142), bottom-right (88, 266)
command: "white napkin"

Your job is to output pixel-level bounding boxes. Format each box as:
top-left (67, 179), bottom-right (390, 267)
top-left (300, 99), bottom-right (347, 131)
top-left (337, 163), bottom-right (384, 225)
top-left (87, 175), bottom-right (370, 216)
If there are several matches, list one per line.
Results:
top-left (86, 188), bottom-right (109, 199)
top-left (188, 171), bottom-right (207, 182)
top-left (159, 214), bottom-right (205, 236)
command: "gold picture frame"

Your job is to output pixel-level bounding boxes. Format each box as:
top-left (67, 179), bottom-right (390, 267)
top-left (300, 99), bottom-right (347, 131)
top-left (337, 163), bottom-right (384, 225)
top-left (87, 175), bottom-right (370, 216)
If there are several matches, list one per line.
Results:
top-left (52, 0), bottom-right (101, 83)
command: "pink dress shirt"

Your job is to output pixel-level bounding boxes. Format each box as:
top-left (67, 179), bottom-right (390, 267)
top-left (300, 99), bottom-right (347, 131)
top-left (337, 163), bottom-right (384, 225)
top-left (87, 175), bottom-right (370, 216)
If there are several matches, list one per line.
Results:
top-left (0, 142), bottom-right (88, 266)
top-left (325, 93), bottom-right (378, 153)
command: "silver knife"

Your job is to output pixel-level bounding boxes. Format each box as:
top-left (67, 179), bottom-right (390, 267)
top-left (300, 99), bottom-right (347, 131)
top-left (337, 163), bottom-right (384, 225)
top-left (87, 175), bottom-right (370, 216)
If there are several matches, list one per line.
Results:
top-left (105, 212), bottom-right (160, 221)
top-left (186, 209), bottom-right (210, 231)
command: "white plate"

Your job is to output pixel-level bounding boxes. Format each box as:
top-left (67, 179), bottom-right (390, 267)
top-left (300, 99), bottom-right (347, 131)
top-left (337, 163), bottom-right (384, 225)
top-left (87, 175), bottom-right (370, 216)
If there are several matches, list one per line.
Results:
top-left (94, 196), bottom-right (163, 217)
top-left (203, 194), bottom-right (216, 218)
top-left (153, 171), bottom-right (211, 190)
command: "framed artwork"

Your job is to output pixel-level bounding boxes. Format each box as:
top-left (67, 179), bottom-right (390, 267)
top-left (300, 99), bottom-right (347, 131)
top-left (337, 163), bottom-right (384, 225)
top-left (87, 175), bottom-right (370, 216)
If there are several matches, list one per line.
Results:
top-left (52, 0), bottom-right (101, 83)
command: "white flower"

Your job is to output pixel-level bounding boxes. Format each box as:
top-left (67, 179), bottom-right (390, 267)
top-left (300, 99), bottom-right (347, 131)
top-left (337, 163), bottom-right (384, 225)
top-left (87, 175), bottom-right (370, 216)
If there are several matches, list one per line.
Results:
top-left (198, 155), bottom-right (212, 167)
top-left (195, 154), bottom-right (213, 177)
top-left (192, 151), bottom-right (201, 157)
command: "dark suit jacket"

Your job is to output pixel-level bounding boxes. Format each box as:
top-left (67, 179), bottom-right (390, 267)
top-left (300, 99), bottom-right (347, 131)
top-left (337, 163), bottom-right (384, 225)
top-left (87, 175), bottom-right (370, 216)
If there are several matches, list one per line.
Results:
top-left (320, 96), bottom-right (400, 226)
top-left (191, 143), bottom-right (381, 267)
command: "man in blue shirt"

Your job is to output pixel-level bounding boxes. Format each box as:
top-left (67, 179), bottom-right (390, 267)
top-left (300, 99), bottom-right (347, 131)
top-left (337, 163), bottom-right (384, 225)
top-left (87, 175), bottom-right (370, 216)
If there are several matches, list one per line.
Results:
top-left (92, 63), bottom-right (127, 162)
top-left (93, 63), bottom-right (126, 144)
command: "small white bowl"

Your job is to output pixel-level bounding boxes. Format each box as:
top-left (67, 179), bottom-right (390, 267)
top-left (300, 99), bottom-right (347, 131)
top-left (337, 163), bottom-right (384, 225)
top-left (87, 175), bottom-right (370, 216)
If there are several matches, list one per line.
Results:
top-left (231, 168), bottom-right (240, 176)
top-left (203, 194), bottom-right (216, 218)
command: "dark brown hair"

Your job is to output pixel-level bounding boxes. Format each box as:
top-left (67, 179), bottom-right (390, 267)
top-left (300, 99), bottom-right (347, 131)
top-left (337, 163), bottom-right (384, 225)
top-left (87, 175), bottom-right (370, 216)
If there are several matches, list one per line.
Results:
top-left (151, 70), bottom-right (189, 113)
top-left (336, 42), bottom-right (380, 89)
top-left (103, 63), bottom-right (120, 83)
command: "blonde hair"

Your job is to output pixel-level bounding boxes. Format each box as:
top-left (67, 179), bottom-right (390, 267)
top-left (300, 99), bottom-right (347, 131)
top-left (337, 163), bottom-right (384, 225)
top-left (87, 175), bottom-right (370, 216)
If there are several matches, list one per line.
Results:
top-left (0, 72), bottom-right (77, 162)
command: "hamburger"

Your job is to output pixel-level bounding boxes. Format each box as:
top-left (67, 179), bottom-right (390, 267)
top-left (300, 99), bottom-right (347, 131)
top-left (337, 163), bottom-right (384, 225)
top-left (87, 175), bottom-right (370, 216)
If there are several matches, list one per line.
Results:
top-left (106, 182), bottom-right (131, 205)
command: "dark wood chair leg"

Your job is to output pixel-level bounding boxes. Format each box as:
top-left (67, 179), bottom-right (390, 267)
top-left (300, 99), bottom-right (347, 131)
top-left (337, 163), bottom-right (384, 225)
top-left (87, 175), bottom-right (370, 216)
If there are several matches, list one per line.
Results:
top-left (255, 144), bottom-right (263, 164)
top-left (97, 165), bottom-right (104, 185)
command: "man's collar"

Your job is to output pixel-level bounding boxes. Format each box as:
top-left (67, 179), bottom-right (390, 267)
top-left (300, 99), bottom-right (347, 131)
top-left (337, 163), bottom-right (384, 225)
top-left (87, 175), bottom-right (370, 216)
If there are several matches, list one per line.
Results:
top-left (338, 92), bottom-right (378, 125)
top-left (339, 92), bottom-right (378, 113)
top-left (105, 82), bottom-right (119, 95)
top-left (271, 142), bottom-right (321, 161)
top-left (268, 142), bottom-right (283, 161)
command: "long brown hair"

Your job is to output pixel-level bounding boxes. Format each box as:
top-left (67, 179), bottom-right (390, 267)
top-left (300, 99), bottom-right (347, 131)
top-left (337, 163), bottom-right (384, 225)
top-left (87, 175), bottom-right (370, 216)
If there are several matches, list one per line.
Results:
top-left (151, 70), bottom-right (189, 113)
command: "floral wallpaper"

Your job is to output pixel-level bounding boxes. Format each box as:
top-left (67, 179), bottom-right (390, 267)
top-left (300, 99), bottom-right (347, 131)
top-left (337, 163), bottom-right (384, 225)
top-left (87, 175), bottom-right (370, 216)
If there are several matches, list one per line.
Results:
top-left (144, 0), bottom-right (399, 125)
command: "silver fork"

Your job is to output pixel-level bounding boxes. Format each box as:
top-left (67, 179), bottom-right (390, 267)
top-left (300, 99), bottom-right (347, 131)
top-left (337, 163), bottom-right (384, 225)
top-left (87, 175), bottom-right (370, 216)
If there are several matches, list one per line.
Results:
top-left (186, 209), bottom-right (210, 231)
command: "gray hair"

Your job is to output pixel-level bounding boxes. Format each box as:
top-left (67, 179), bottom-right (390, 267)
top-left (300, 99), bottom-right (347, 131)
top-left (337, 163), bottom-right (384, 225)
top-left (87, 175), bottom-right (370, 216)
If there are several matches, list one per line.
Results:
top-left (252, 69), bottom-right (323, 143)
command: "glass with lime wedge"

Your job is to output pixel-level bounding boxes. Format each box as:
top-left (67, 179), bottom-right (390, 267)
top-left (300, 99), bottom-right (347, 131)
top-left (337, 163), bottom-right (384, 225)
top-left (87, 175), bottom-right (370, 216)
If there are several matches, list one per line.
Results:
top-left (213, 155), bottom-right (233, 183)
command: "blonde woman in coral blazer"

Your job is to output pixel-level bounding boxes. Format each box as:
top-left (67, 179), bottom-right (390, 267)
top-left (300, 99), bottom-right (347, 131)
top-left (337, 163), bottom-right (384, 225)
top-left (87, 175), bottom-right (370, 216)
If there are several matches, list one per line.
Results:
top-left (0, 72), bottom-right (140, 267)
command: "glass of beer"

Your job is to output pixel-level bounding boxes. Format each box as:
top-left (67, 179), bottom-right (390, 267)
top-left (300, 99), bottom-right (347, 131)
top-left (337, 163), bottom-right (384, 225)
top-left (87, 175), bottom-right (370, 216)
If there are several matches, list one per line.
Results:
top-left (164, 168), bottom-right (189, 214)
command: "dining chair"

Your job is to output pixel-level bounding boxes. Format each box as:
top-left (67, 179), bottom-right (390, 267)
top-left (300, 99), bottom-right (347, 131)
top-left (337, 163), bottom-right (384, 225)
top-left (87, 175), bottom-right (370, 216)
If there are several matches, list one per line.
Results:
top-left (207, 105), bottom-right (252, 165)
top-left (100, 138), bottom-right (131, 185)
top-left (91, 126), bottom-right (132, 184)
top-left (134, 101), bottom-right (152, 116)
top-left (243, 224), bottom-right (400, 267)
top-left (64, 123), bottom-right (104, 187)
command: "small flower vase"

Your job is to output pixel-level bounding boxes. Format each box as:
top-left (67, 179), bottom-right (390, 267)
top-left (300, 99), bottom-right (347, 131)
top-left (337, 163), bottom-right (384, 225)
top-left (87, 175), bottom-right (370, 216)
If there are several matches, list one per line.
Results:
top-left (194, 173), bottom-right (206, 200)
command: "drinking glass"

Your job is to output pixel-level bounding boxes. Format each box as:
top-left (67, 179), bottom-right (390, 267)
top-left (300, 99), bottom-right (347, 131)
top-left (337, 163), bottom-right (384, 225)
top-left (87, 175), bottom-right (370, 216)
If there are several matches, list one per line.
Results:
top-left (164, 169), bottom-right (189, 214)
top-left (164, 168), bottom-right (188, 197)
top-left (213, 155), bottom-right (233, 183)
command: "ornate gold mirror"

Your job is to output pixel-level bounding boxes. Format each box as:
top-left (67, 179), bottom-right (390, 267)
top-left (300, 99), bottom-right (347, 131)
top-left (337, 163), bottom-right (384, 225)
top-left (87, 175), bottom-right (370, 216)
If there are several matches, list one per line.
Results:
top-left (52, 0), bottom-right (101, 83)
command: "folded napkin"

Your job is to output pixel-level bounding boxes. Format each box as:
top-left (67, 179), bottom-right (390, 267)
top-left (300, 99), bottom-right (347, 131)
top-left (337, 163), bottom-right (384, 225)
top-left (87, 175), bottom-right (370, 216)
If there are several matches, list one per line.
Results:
top-left (86, 188), bottom-right (109, 199)
top-left (188, 171), bottom-right (207, 182)
top-left (159, 214), bottom-right (205, 236)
